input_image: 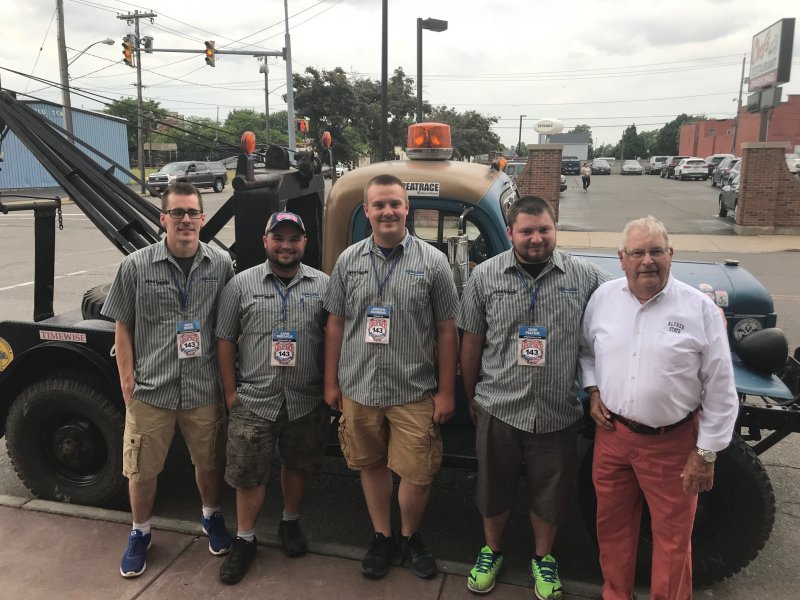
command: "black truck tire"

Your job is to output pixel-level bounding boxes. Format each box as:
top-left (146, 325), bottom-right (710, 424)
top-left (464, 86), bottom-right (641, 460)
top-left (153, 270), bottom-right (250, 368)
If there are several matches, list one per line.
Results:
top-left (6, 376), bottom-right (127, 508)
top-left (81, 283), bottom-right (112, 321)
top-left (577, 433), bottom-right (774, 587)
top-left (213, 178), bottom-right (225, 193)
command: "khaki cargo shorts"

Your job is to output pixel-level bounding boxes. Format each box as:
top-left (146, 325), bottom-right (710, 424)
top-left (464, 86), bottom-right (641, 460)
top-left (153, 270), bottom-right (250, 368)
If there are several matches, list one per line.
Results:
top-left (122, 398), bottom-right (226, 482)
top-left (338, 395), bottom-right (442, 486)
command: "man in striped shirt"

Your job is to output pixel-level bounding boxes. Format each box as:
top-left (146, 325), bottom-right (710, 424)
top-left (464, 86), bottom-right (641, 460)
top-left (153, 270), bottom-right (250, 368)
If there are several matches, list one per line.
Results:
top-left (324, 173), bottom-right (459, 580)
top-left (215, 212), bottom-right (330, 584)
top-left (102, 182), bottom-right (234, 578)
top-left (458, 195), bottom-right (609, 599)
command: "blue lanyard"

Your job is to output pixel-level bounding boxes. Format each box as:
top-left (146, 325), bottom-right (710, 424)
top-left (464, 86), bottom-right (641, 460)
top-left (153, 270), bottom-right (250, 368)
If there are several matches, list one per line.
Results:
top-left (515, 269), bottom-right (541, 322)
top-left (272, 279), bottom-right (292, 324)
top-left (369, 241), bottom-right (404, 302)
top-left (170, 269), bottom-right (196, 313)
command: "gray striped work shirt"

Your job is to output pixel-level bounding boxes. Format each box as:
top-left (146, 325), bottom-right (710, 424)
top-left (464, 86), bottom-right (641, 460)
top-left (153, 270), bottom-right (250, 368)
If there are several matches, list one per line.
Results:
top-left (458, 248), bottom-right (609, 434)
top-left (215, 262), bottom-right (329, 421)
top-left (324, 231), bottom-right (459, 407)
top-left (102, 240), bottom-right (234, 410)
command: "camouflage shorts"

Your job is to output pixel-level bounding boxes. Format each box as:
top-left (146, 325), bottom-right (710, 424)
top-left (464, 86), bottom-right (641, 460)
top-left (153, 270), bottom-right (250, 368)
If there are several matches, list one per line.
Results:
top-left (224, 401), bottom-right (330, 489)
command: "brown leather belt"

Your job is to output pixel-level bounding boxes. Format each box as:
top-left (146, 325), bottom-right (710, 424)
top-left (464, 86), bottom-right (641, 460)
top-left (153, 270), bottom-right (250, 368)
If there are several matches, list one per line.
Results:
top-left (609, 411), bottom-right (693, 435)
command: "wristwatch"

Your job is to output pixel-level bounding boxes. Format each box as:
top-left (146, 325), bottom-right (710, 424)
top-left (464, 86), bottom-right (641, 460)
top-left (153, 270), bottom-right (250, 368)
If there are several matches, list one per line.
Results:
top-left (695, 447), bottom-right (717, 464)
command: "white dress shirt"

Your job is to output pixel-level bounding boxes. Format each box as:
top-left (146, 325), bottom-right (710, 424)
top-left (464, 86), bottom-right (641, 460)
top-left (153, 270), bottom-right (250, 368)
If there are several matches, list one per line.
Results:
top-left (579, 276), bottom-right (739, 452)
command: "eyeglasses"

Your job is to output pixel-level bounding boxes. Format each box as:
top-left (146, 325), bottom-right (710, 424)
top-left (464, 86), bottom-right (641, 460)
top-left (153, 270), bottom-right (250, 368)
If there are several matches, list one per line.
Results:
top-left (162, 208), bottom-right (203, 219)
top-left (623, 247), bottom-right (670, 259)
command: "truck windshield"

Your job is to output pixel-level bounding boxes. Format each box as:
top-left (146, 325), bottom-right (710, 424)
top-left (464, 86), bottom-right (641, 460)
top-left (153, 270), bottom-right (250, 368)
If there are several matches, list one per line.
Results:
top-left (162, 163), bottom-right (189, 173)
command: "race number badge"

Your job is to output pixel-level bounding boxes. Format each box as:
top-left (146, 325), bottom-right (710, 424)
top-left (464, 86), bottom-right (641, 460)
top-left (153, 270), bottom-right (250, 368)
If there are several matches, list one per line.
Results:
top-left (517, 325), bottom-right (547, 367)
top-left (271, 329), bottom-right (298, 367)
top-left (365, 305), bottom-right (391, 344)
top-left (176, 320), bottom-right (202, 359)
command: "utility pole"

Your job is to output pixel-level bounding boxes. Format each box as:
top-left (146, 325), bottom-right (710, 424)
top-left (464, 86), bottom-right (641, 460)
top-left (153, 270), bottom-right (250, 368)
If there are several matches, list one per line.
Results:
top-left (283, 0), bottom-right (296, 153)
top-left (56, 0), bottom-right (73, 139)
top-left (117, 10), bottom-right (156, 194)
top-left (381, 0), bottom-right (388, 161)
top-left (732, 54), bottom-right (746, 154)
top-left (260, 59), bottom-right (270, 144)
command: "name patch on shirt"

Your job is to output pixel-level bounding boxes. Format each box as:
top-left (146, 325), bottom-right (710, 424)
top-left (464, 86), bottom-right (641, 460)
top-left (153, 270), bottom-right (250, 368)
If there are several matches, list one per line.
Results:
top-left (145, 279), bottom-right (169, 287)
top-left (559, 287), bottom-right (578, 294)
top-left (405, 268), bottom-right (425, 277)
top-left (667, 320), bottom-right (685, 334)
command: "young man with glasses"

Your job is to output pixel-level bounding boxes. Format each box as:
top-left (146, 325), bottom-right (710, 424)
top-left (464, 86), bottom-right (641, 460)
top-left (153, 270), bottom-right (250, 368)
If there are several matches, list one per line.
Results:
top-left (103, 182), bottom-right (235, 578)
top-left (578, 215), bottom-right (738, 600)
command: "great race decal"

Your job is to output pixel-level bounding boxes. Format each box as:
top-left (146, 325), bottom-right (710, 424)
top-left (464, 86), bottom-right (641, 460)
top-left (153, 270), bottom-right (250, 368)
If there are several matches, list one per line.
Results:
top-left (0, 337), bottom-right (13, 372)
top-left (404, 182), bottom-right (440, 197)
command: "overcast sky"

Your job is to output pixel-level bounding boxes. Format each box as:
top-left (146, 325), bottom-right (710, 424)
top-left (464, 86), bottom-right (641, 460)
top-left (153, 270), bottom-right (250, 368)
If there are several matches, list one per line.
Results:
top-left (2, 0), bottom-right (798, 149)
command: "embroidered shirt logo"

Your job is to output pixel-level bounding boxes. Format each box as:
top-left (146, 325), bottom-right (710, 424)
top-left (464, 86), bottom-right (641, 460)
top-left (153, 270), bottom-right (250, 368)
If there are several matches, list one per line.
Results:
top-left (667, 320), bottom-right (684, 334)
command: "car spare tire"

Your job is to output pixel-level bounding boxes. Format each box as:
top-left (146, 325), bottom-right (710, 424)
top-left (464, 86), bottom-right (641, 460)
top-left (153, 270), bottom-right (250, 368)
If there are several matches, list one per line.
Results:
top-left (578, 433), bottom-right (774, 586)
top-left (81, 283), bottom-right (112, 321)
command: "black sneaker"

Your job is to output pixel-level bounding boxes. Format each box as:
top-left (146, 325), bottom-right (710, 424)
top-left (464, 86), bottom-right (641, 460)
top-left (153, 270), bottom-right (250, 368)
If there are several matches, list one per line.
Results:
top-left (361, 532), bottom-right (396, 578)
top-left (401, 532), bottom-right (437, 578)
top-left (278, 519), bottom-right (308, 557)
top-left (219, 537), bottom-right (257, 584)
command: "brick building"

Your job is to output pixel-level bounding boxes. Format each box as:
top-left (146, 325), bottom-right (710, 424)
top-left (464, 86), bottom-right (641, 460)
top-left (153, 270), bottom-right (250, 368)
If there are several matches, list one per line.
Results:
top-left (679, 94), bottom-right (800, 158)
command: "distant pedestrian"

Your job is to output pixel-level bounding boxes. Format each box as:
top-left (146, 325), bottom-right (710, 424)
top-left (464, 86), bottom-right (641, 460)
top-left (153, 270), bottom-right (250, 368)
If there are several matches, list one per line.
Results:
top-left (580, 163), bottom-right (592, 192)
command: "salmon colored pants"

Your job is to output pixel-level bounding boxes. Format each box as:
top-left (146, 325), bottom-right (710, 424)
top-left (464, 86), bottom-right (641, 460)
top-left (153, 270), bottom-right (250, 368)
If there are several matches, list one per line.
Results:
top-left (592, 417), bottom-right (698, 600)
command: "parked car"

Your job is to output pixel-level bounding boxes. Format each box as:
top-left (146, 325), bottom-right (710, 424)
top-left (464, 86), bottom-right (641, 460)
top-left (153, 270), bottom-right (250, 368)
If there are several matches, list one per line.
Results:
top-left (594, 156), bottom-right (616, 168)
top-left (662, 156), bottom-right (689, 179)
top-left (719, 173), bottom-right (739, 217)
top-left (504, 161), bottom-right (567, 192)
top-left (726, 159), bottom-right (742, 186)
top-left (674, 157), bottom-right (709, 181)
top-left (562, 159), bottom-right (581, 175)
top-left (621, 160), bottom-right (643, 175)
top-left (146, 160), bottom-right (228, 196)
top-left (785, 155), bottom-right (800, 175)
top-left (711, 156), bottom-right (740, 187)
top-left (645, 156), bottom-right (669, 174)
top-left (591, 159), bottom-right (612, 175)
top-left (705, 153), bottom-right (735, 177)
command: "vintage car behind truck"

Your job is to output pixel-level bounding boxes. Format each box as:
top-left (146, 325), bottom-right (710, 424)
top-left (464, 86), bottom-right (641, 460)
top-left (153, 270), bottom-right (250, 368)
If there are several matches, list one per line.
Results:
top-left (0, 96), bottom-right (798, 587)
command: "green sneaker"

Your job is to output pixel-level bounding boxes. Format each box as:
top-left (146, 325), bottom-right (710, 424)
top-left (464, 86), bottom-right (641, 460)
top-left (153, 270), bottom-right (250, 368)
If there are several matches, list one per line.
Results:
top-left (467, 545), bottom-right (504, 594)
top-left (530, 554), bottom-right (563, 600)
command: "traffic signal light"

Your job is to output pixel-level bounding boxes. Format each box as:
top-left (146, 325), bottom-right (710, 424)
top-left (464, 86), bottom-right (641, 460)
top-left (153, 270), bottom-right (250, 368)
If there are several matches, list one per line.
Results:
top-left (121, 36), bottom-right (135, 68)
top-left (204, 40), bottom-right (215, 67)
top-left (295, 118), bottom-right (310, 134)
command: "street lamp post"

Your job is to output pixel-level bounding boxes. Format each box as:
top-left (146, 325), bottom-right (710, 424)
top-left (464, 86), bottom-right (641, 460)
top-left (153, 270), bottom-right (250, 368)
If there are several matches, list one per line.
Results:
top-left (416, 17), bottom-right (448, 123)
top-left (58, 33), bottom-right (114, 139)
top-left (517, 114), bottom-right (527, 156)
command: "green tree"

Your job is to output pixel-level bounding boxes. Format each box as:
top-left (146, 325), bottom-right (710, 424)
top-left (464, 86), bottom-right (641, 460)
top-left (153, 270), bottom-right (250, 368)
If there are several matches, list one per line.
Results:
top-left (653, 114), bottom-right (705, 155)
top-left (620, 124), bottom-right (645, 159)
top-left (571, 124), bottom-right (593, 157)
top-left (639, 129), bottom-right (659, 157)
top-left (222, 109), bottom-right (265, 145)
top-left (105, 97), bottom-right (167, 154)
top-left (428, 106), bottom-right (501, 161)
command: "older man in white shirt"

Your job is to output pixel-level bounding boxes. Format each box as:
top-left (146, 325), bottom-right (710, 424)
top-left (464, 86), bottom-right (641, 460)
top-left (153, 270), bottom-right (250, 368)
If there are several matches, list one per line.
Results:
top-left (578, 215), bottom-right (738, 600)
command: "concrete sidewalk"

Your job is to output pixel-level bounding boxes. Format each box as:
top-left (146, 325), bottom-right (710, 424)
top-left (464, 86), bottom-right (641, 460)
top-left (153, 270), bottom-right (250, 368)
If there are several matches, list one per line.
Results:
top-left (0, 495), bottom-right (601, 600)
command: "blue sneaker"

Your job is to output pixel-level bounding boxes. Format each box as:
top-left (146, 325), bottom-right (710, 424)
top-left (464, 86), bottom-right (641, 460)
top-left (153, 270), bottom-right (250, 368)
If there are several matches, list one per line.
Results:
top-left (201, 511), bottom-right (233, 555)
top-left (120, 529), bottom-right (151, 578)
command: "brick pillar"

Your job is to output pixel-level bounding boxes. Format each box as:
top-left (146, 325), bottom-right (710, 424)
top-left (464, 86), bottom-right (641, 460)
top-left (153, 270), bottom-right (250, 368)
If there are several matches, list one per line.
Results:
top-left (515, 144), bottom-right (563, 221)
top-left (736, 142), bottom-right (800, 235)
